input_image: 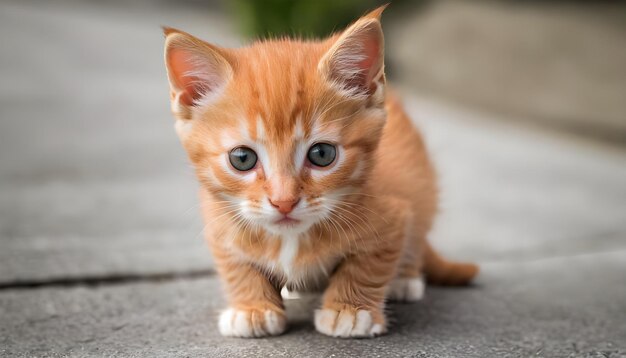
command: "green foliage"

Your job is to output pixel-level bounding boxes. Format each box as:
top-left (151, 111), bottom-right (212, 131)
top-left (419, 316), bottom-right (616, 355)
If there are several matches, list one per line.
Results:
top-left (230, 0), bottom-right (383, 39)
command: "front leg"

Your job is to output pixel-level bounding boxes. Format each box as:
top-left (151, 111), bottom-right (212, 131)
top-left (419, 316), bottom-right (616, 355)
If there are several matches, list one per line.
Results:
top-left (215, 254), bottom-right (286, 338)
top-left (315, 246), bottom-right (402, 338)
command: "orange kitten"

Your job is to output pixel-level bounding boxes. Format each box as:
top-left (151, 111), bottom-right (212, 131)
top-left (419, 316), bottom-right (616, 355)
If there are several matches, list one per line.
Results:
top-left (163, 6), bottom-right (478, 338)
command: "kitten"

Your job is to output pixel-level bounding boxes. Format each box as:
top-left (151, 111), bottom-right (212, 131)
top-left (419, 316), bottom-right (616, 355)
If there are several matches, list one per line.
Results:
top-left (163, 6), bottom-right (478, 338)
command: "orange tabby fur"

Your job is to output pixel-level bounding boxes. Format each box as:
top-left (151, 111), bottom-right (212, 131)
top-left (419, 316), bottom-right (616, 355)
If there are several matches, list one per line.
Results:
top-left (163, 6), bottom-right (478, 338)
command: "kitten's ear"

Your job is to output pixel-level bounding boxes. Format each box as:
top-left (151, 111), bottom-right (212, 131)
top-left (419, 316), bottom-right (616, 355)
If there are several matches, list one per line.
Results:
top-left (163, 27), bottom-right (233, 117)
top-left (319, 6), bottom-right (386, 99)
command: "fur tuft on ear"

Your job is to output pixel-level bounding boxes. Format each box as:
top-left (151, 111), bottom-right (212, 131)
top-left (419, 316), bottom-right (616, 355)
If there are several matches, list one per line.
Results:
top-left (163, 28), bottom-right (232, 118)
top-left (362, 3), bottom-right (388, 21)
top-left (319, 6), bottom-right (386, 99)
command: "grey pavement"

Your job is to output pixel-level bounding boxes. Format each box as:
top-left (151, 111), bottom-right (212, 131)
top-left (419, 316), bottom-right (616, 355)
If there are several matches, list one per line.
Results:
top-left (2, 252), bottom-right (625, 357)
top-left (0, 0), bottom-right (230, 283)
top-left (1, 1), bottom-right (625, 357)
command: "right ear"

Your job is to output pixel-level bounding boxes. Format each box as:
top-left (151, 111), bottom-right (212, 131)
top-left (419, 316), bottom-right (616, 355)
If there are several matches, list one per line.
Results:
top-left (163, 27), bottom-right (233, 119)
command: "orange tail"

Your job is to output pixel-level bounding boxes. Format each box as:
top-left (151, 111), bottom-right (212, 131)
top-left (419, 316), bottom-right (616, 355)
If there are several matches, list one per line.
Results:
top-left (423, 241), bottom-right (479, 286)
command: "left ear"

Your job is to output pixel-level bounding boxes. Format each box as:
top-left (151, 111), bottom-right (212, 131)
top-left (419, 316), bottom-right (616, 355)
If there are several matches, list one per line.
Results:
top-left (163, 27), bottom-right (233, 120)
top-left (319, 6), bottom-right (386, 98)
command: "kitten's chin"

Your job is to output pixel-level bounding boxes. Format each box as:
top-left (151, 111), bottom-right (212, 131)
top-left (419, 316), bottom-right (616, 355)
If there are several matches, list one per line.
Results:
top-left (262, 218), bottom-right (315, 237)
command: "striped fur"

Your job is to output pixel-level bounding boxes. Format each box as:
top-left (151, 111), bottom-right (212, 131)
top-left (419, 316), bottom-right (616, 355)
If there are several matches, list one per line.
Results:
top-left (163, 6), bottom-right (477, 338)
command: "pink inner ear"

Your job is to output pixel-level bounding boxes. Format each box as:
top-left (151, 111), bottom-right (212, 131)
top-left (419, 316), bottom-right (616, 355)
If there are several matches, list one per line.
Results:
top-left (358, 39), bottom-right (380, 92)
top-left (330, 22), bottom-right (383, 95)
top-left (359, 40), bottom-right (379, 78)
top-left (169, 49), bottom-right (203, 106)
top-left (343, 40), bottom-right (380, 94)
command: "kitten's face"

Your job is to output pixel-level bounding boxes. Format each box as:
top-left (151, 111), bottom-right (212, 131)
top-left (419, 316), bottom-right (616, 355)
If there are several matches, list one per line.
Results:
top-left (164, 15), bottom-right (386, 236)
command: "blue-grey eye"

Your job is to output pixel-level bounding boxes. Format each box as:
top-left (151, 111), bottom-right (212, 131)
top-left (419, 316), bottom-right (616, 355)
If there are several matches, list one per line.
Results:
top-left (307, 143), bottom-right (336, 167)
top-left (229, 147), bottom-right (258, 171)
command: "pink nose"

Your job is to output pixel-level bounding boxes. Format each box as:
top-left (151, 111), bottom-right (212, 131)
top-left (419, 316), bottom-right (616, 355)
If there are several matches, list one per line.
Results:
top-left (269, 198), bottom-right (300, 215)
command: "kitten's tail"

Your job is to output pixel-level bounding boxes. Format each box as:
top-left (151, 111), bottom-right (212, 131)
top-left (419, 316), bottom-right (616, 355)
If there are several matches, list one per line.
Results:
top-left (423, 241), bottom-right (479, 285)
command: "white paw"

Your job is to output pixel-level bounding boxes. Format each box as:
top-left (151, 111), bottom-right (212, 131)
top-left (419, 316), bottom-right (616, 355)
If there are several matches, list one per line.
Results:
top-left (314, 309), bottom-right (385, 338)
top-left (218, 308), bottom-right (286, 337)
top-left (386, 277), bottom-right (425, 302)
top-left (280, 286), bottom-right (301, 300)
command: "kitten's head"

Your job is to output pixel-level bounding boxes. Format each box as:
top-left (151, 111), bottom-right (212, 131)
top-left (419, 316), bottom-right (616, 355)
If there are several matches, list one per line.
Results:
top-left (164, 7), bottom-right (387, 236)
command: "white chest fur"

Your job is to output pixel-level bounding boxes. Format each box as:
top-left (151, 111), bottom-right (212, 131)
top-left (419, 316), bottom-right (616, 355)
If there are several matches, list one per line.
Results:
top-left (278, 236), bottom-right (300, 277)
top-left (270, 235), bottom-right (337, 290)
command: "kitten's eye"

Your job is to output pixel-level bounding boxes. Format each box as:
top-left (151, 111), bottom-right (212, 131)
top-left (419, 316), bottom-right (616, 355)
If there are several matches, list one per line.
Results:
top-left (307, 143), bottom-right (336, 168)
top-left (229, 147), bottom-right (258, 171)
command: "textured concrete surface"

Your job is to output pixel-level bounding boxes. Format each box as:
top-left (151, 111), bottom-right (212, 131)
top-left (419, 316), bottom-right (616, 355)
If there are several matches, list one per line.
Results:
top-left (1, 1), bottom-right (626, 357)
top-left (2, 252), bottom-right (625, 357)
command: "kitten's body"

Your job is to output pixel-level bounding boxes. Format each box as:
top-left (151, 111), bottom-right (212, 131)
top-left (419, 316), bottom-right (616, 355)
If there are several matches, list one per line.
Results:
top-left (202, 93), bottom-right (445, 289)
top-left (164, 7), bottom-right (477, 338)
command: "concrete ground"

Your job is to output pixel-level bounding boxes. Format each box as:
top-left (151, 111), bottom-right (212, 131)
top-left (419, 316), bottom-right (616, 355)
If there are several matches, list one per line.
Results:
top-left (1, 1), bottom-right (625, 357)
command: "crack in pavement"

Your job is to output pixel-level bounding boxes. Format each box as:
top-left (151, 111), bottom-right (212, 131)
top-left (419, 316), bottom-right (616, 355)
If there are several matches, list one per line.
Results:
top-left (2, 232), bottom-right (624, 291)
top-left (0, 269), bottom-right (216, 290)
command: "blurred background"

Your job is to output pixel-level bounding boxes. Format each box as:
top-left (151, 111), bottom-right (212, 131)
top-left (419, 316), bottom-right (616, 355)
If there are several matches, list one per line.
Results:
top-left (2, 0), bottom-right (624, 282)
top-left (1, 0), bottom-right (625, 355)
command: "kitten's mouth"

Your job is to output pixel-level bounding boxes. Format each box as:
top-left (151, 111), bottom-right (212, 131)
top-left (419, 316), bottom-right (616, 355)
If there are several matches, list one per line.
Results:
top-left (275, 216), bottom-right (300, 226)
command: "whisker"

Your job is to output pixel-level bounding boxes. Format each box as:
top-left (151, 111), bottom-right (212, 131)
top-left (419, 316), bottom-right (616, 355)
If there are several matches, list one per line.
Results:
top-left (330, 207), bottom-right (365, 251)
top-left (325, 197), bottom-right (388, 224)
top-left (332, 203), bottom-right (382, 247)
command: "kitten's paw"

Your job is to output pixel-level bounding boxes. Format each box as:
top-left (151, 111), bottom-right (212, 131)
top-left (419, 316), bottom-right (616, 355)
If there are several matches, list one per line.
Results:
top-left (314, 308), bottom-right (385, 338)
top-left (386, 276), bottom-right (425, 302)
top-left (218, 308), bottom-right (286, 338)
